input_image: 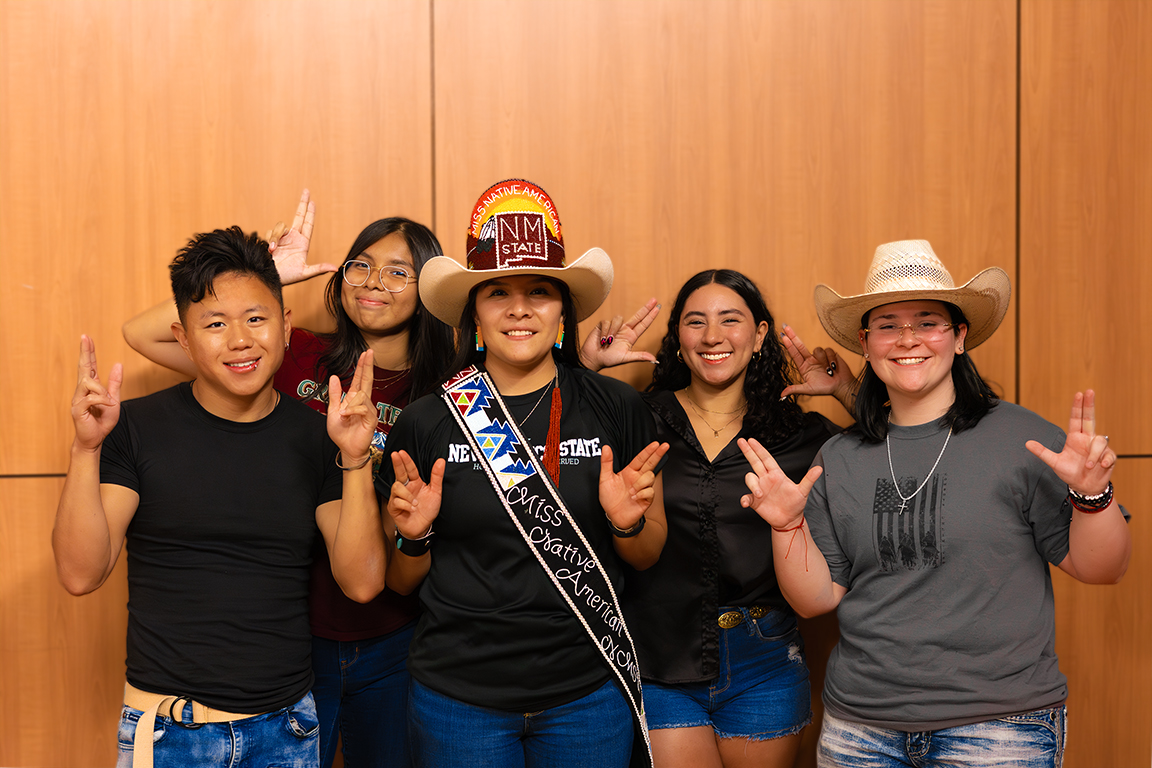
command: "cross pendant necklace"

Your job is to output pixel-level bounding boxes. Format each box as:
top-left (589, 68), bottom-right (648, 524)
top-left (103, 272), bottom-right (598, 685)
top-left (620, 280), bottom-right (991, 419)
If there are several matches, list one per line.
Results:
top-left (885, 416), bottom-right (952, 515)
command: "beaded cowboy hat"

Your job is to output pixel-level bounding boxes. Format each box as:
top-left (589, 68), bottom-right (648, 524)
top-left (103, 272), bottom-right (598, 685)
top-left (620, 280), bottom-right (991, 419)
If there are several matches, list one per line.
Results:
top-left (419, 179), bottom-right (613, 327)
top-left (814, 240), bottom-right (1011, 355)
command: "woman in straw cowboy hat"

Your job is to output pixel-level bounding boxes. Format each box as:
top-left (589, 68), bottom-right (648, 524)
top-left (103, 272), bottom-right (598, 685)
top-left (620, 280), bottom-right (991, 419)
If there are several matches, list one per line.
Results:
top-left (380, 180), bottom-right (668, 768)
top-left (738, 241), bottom-right (1130, 767)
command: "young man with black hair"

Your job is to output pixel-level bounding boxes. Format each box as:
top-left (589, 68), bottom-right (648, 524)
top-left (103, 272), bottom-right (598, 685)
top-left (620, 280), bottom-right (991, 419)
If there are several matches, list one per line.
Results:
top-left (54, 226), bottom-right (387, 768)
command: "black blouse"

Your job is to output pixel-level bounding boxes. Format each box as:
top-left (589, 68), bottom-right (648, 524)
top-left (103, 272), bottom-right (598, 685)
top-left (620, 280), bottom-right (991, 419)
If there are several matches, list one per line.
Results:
top-left (623, 389), bottom-right (839, 684)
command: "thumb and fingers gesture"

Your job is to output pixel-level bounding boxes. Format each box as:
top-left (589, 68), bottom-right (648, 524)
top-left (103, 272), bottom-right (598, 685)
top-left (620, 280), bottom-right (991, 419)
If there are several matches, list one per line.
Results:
top-left (326, 350), bottom-right (376, 461)
top-left (738, 438), bottom-right (822, 529)
top-left (1025, 390), bottom-right (1115, 495)
top-left (388, 450), bottom-right (444, 538)
top-left (72, 335), bottom-right (123, 451)
top-left (779, 325), bottom-right (855, 400)
top-left (599, 441), bottom-right (669, 529)
top-left (266, 189), bottom-right (338, 285)
top-left (580, 298), bottom-right (661, 370)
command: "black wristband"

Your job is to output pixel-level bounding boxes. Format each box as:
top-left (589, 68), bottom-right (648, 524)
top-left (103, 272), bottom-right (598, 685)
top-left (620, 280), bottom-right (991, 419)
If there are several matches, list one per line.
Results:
top-left (609, 514), bottom-right (646, 538)
top-left (396, 530), bottom-right (434, 557)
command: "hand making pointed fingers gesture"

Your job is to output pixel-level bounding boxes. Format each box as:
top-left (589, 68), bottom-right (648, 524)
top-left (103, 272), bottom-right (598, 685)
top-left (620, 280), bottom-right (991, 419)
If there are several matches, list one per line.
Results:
top-left (326, 350), bottom-right (377, 467)
top-left (387, 451), bottom-right (444, 540)
top-left (779, 325), bottom-right (858, 408)
top-left (580, 298), bottom-right (661, 370)
top-left (71, 335), bottom-right (123, 452)
top-left (1026, 390), bottom-right (1116, 497)
top-left (738, 437), bottom-right (823, 529)
top-left (265, 189), bottom-right (338, 285)
top-left (599, 440), bottom-right (669, 530)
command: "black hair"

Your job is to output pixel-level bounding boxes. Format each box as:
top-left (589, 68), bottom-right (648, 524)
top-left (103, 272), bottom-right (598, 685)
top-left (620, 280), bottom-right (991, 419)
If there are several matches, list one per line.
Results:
top-left (169, 226), bottom-right (282, 321)
top-left (647, 269), bottom-right (805, 442)
top-left (440, 276), bottom-right (583, 384)
top-left (851, 302), bottom-right (999, 442)
top-left (318, 218), bottom-right (456, 400)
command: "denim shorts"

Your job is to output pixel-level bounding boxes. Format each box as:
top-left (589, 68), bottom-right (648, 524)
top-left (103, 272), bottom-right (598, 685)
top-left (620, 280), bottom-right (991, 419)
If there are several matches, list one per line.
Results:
top-left (115, 691), bottom-right (319, 768)
top-left (644, 607), bottom-right (811, 740)
top-left (408, 678), bottom-right (633, 768)
top-left (817, 706), bottom-right (1067, 768)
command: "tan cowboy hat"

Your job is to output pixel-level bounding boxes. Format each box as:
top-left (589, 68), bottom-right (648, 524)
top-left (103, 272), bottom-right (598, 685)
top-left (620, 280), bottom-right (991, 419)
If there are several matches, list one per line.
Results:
top-left (814, 240), bottom-right (1011, 354)
top-left (420, 179), bottom-right (613, 327)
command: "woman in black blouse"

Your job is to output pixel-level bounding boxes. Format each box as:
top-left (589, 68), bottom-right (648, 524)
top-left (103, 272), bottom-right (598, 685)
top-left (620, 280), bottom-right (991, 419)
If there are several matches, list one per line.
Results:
top-left (621, 269), bottom-right (855, 768)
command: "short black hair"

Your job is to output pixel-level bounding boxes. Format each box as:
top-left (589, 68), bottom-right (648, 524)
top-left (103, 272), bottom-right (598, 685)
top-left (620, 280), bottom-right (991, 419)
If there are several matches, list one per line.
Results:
top-left (169, 226), bottom-right (282, 321)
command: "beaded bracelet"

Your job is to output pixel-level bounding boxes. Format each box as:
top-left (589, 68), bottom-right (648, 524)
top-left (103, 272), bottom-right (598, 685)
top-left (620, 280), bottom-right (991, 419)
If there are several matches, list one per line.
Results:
top-left (608, 514), bottom-right (646, 538)
top-left (1068, 481), bottom-right (1114, 513)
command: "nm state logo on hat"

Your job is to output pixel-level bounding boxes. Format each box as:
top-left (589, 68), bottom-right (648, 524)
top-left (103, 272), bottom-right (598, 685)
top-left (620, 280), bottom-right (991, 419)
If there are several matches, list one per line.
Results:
top-left (467, 180), bottom-right (566, 270)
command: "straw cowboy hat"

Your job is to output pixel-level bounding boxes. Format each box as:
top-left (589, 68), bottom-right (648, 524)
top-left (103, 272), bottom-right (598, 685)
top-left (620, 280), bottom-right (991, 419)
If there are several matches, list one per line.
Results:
top-left (814, 240), bottom-right (1011, 355)
top-left (419, 179), bottom-right (613, 327)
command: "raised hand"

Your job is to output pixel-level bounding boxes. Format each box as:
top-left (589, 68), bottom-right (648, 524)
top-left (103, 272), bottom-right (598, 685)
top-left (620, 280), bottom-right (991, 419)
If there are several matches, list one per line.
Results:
top-left (387, 450), bottom-right (445, 540)
top-left (738, 437), bottom-right (822, 529)
top-left (1026, 390), bottom-right (1116, 496)
top-left (580, 298), bottom-right (661, 371)
top-left (779, 325), bottom-right (858, 406)
top-left (71, 335), bottom-right (123, 451)
top-left (599, 441), bottom-right (669, 530)
top-left (326, 350), bottom-right (377, 465)
top-left (266, 189), bottom-right (338, 285)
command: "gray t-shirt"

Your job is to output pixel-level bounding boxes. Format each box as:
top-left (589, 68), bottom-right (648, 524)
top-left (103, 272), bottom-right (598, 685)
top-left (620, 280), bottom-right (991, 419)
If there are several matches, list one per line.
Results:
top-left (805, 402), bottom-right (1074, 731)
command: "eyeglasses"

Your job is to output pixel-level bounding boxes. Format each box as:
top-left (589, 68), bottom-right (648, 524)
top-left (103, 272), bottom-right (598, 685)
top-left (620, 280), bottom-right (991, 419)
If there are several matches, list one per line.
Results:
top-left (863, 321), bottom-right (954, 342)
top-left (342, 261), bottom-right (415, 292)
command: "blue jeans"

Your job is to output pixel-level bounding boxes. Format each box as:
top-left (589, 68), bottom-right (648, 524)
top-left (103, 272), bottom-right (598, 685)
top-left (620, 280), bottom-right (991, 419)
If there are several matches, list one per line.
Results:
top-left (644, 607), bottom-right (811, 740)
top-left (311, 621), bottom-right (415, 768)
top-left (817, 707), bottom-right (1067, 768)
top-left (408, 678), bottom-right (633, 768)
top-left (116, 691), bottom-right (319, 768)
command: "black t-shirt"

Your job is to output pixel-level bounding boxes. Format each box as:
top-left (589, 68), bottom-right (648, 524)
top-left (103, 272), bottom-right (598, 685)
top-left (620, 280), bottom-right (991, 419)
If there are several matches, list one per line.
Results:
top-left (100, 382), bottom-right (343, 713)
top-left (623, 389), bottom-right (839, 683)
top-left (378, 365), bottom-right (656, 711)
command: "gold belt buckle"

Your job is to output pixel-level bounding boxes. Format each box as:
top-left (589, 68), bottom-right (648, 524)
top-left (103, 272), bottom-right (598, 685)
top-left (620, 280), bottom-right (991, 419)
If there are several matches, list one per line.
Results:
top-left (718, 610), bottom-right (744, 629)
top-left (748, 606), bottom-right (769, 619)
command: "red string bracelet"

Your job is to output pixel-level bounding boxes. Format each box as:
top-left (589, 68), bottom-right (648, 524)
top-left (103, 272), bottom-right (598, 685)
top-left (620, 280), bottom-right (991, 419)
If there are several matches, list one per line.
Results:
top-left (772, 518), bottom-right (808, 572)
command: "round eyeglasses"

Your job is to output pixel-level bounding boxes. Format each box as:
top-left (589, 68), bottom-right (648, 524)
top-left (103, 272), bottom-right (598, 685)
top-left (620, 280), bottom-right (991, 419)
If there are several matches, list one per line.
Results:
top-left (863, 321), bottom-right (954, 342)
top-left (342, 261), bottom-right (415, 292)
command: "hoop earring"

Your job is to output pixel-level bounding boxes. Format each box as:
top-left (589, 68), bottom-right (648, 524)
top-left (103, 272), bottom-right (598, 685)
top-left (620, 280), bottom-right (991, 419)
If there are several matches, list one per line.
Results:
top-left (554, 327), bottom-right (564, 350)
top-left (476, 329), bottom-right (485, 352)
top-left (676, 349), bottom-right (682, 362)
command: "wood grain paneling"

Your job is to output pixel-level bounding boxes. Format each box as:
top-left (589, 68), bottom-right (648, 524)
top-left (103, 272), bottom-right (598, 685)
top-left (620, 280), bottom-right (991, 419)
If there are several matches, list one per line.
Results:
top-left (1052, 459), bottom-right (1150, 768)
top-left (0, 477), bottom-right (127, 766)
top-left (431, 0), bottom-right (1018, 426)
top-left (0, 0), bottom-right (434, 475)
top-left (1020, 0), bottom-right (1152, 453)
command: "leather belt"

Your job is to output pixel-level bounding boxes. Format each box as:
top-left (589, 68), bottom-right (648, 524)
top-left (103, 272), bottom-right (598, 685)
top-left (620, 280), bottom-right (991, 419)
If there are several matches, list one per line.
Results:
top-left (124, 682), bottom-right (266, 768)
top-left (718, 606), bottom-right (769, 629)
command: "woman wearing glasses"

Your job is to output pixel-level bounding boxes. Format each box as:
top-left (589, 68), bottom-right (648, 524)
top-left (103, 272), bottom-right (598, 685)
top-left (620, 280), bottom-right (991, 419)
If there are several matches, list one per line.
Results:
top-left (739, 241), bottom-right (1131, 767)
top-left (122, 190), bottom-right (455, 768)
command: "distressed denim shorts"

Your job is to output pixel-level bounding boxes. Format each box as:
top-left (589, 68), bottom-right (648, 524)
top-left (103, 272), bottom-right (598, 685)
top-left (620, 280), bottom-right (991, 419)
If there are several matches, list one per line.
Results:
top-left (644, 607), bottom-right (812, 740)
top-left (115, 691), bottom-right (319, 768)
top-left (817, 706), bottom-right (1067, 768)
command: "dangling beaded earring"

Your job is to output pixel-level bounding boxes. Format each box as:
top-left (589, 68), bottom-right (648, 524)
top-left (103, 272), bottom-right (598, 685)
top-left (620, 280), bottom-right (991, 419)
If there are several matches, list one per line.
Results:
top-left (476, 329), bottom-right (485, 352)
top-left (554, 326), bottom-right (565, 350)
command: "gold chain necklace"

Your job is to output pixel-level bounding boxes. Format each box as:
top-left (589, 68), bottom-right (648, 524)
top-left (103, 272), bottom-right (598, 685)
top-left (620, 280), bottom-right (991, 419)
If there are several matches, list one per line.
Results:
top-left (684, 393), bottom-right (747, 437)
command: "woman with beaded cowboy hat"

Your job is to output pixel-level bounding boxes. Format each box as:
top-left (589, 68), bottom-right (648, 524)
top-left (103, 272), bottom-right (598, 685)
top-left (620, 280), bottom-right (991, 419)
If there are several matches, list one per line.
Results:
top-left (380, 179), bottom-right (669, 768)
top-left (738, 240), bottom-right (1131, 767)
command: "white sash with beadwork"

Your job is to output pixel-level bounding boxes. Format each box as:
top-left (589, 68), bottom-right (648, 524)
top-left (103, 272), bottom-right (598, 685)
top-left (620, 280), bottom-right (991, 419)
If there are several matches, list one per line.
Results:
top-left (442, 366), bottom-right (652, 767)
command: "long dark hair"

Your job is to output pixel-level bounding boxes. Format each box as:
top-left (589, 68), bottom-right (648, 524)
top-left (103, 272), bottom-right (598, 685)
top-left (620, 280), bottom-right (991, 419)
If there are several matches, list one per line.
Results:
top-left (852, 302), bottom-right (999, 442)
top-left (440, 277), bottom-right (583, 384)
top-left (647, 269), bottom-right (805, 442)
top-left (318, 218), bottom-right (455, 399)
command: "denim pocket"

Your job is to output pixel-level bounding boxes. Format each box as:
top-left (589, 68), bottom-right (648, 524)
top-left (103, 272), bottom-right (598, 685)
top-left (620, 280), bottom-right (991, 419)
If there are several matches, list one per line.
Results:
top-left (116, 706), bottom-right (166, 766)
top-left (748, 610), bottom-right (799, 643)
top-left (283, 697), bottom-right (320, 739)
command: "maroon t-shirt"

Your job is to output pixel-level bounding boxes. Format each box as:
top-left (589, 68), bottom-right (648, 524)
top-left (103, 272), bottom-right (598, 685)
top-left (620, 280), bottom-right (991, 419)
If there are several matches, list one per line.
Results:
top-left (275, 328), bottom-right (419, 641)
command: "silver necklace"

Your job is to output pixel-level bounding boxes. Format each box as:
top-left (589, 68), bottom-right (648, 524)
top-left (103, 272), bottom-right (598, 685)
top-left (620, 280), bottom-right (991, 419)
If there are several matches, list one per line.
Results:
top-left (886, 418), bottom-right (952, 514)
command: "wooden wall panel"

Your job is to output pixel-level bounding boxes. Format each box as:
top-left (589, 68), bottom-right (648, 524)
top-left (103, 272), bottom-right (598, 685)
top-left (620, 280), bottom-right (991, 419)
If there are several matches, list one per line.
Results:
top-left (431, 0), bottom-right (1018, 424)
top-left (1052, 460), bottom-right (1151, 768)
top-left (1020, 0), bottom-right (1152, 453)
top-left (0, 0), bottom-right (434, 475)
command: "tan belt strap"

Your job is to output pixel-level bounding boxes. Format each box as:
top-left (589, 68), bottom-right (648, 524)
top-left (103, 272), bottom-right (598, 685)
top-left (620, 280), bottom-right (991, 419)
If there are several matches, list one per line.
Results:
top-left (124, 682), bottom-right (264, 768)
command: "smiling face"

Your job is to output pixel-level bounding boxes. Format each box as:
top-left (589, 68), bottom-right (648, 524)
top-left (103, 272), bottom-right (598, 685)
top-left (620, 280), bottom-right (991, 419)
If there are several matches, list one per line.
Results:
top-left (473, 275), bottom-right (564, 383)
top-left (339, 232), bottom-right (420, 340)
top-left (859, 299), bottom-right (967, 417)
top-left (172, 271), bottom-right (291, 418)
top-left (677, 283), bottom-right (769, 393)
